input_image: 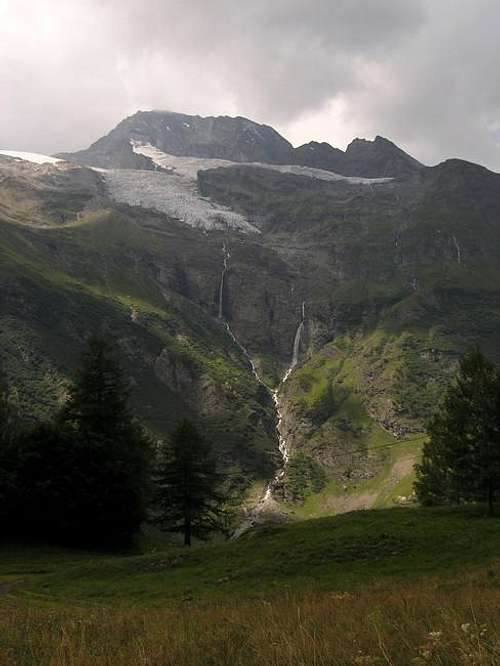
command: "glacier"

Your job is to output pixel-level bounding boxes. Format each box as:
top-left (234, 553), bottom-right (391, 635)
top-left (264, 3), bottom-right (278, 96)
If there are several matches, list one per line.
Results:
top-left (99, 140), bottom-right (393, 234)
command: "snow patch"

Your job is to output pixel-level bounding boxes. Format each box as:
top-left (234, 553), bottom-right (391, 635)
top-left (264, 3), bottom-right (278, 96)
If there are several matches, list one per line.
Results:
top-left (0, 150), bottom-right (62, 165)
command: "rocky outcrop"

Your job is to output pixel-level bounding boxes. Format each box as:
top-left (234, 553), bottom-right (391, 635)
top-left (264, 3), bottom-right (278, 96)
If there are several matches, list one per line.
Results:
top-left (340, 136), bottom-right (423, 178)
top-left (294, 136), bottom-right (423, 178)
top-left (154, 347), bottom-right (231, 418)
top-left (293, 141), bottom-right (345, 173)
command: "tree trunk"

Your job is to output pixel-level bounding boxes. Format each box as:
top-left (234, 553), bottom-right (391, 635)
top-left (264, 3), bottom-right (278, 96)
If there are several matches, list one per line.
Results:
top-left (488, 478), bottom-right (495, 517)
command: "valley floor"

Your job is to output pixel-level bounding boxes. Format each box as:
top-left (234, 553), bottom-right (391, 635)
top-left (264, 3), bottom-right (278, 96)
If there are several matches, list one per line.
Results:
top-left (1, 507), bottom-right (499, 665)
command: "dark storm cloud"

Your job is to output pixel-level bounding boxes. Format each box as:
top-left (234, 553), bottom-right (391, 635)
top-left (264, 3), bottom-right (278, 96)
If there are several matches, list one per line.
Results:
top-left (1, 0), bottom-right (499, 169)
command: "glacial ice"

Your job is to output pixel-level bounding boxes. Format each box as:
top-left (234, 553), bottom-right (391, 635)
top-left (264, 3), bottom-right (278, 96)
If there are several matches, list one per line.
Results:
top-left (100, 165), bottom-right (259, 233)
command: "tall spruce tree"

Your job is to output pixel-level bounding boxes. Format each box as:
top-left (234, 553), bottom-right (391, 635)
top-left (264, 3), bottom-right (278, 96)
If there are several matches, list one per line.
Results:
top-left (61, 336), bottom-right (151, 543)
top-left (415, 348), bottom-right (500, 515)
top-left (0, 375), bottom-right (20, 447)
top-left (153, 419), bottom-right (229, 546)
top-left (0, 377), bottom-right (21, 532)
top-left (13, 422), bottom-right (76, 539)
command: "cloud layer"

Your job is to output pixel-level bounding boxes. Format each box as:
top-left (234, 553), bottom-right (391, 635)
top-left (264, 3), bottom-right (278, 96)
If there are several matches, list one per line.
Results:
top-left (1, 0), bottom-right (499, 169)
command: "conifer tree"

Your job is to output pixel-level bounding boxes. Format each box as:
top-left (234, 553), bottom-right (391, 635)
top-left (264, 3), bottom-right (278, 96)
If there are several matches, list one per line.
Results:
top-left (415, 348), bottom-right (500, 515)
top-left (153, 419), bottom-right (229, 546)
top-left (13, 422), bottom-right (75, 539)
top-left (0, 376), bottom-right (21, 531)
top-left (0, 375), bottom-right (20, 447)
top-left (61, 336), bottom-right (151, 542)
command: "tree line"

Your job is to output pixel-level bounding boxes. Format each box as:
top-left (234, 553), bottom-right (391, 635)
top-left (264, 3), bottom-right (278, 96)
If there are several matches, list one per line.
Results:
top-left (1, 339), bottom-right (499, 549)
top-left (0, 338), bottom-right (231, 546)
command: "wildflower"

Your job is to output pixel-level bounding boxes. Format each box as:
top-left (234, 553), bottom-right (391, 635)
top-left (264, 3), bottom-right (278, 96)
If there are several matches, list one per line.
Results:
top-left (461, 623), bottom-right (471, 634)
top-left (331, 592), bottom-right (352, 601)
top-left (428, 630), bottom-right (442, 641)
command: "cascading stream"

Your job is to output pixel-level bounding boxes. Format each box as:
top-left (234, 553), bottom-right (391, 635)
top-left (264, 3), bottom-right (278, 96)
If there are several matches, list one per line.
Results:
top-left (452, 235), bottom-right (462, 264)
top-left (217, 244), bottom-right (307, 534)
top-left (217, 243), bottom-right (268, 386)
top-left (282, 301), bottom-right (306, 384)
top-left (264, 301), bottom-right (306, 501)
top-left (218, 242), bottom-right (229, 320)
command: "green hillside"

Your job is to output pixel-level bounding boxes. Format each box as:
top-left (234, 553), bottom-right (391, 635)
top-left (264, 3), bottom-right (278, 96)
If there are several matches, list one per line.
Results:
top-left (0, 191), bottom-right (278, 480)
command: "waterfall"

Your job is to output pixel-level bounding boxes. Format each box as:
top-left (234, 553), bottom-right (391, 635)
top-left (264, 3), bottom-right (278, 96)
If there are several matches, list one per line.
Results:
top-left (260, 301), bottom-right (307, 504)
top-left (217, 247), bottom-right (307, 536)
top-left (217, 243), bottom-right (271, 390)
top-left (231, 297), bottom-right (309, 534)
top-left (452, 235), bottom-right (462, 264)
top-left (224, 320), bottom-right (268, 386)
top-left (282, 301), bottom-right (306, 383)
top-left (218, 242), bottom-right (230, 319)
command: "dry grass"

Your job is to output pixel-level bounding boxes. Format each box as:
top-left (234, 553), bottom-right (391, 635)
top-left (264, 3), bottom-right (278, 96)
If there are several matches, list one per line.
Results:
top-left (1, 574), bottom-right (499, 665)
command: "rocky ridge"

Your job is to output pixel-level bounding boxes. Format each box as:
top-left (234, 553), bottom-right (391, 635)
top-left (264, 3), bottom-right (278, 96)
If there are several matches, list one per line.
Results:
top-left (60, 110), bottom-right (422, 179)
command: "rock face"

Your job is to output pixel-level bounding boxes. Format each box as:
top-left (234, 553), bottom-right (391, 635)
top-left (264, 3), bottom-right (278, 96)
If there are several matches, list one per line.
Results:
top-left (295, 136), bottom-right (422, 178)
top-left (341, 136), bottom-right (423, 178)
top-left (293, 141), bottom-right (346, 173)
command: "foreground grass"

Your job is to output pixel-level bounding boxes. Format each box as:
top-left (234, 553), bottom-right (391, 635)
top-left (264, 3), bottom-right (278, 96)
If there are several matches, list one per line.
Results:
top-left (1, 507), bottom-right (500, 664)
top-left (1, 578), bottom-right (499, 665)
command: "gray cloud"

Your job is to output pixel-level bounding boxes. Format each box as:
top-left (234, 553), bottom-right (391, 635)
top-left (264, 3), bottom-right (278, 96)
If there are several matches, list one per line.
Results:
top-left (1, 0), bottom-right (499, 170)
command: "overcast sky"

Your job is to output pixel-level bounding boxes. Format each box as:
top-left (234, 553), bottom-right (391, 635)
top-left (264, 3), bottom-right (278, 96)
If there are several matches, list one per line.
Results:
top-left (1, 0), bottom-right (500, 170)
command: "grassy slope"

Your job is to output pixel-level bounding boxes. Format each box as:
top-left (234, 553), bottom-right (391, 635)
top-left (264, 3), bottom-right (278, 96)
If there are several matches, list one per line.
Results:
top-left (1, 506), bottom-right (497, 603)
top-left (279, 326), bottom-right (453, 514)
top-left (0, 210), bottom-right (277, 478)
top-left (1, 507), bottom-right (500, 663)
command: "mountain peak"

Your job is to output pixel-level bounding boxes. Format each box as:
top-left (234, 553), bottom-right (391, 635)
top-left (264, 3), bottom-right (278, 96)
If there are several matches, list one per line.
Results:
top-left (60, 109), bottom-right (423, 179)
top-left (61, 110), bottom-right (295, 169)
top-left (295, 134), bottom-right (423, 179)
top-left (342, 134), bottom-right (423, 178)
